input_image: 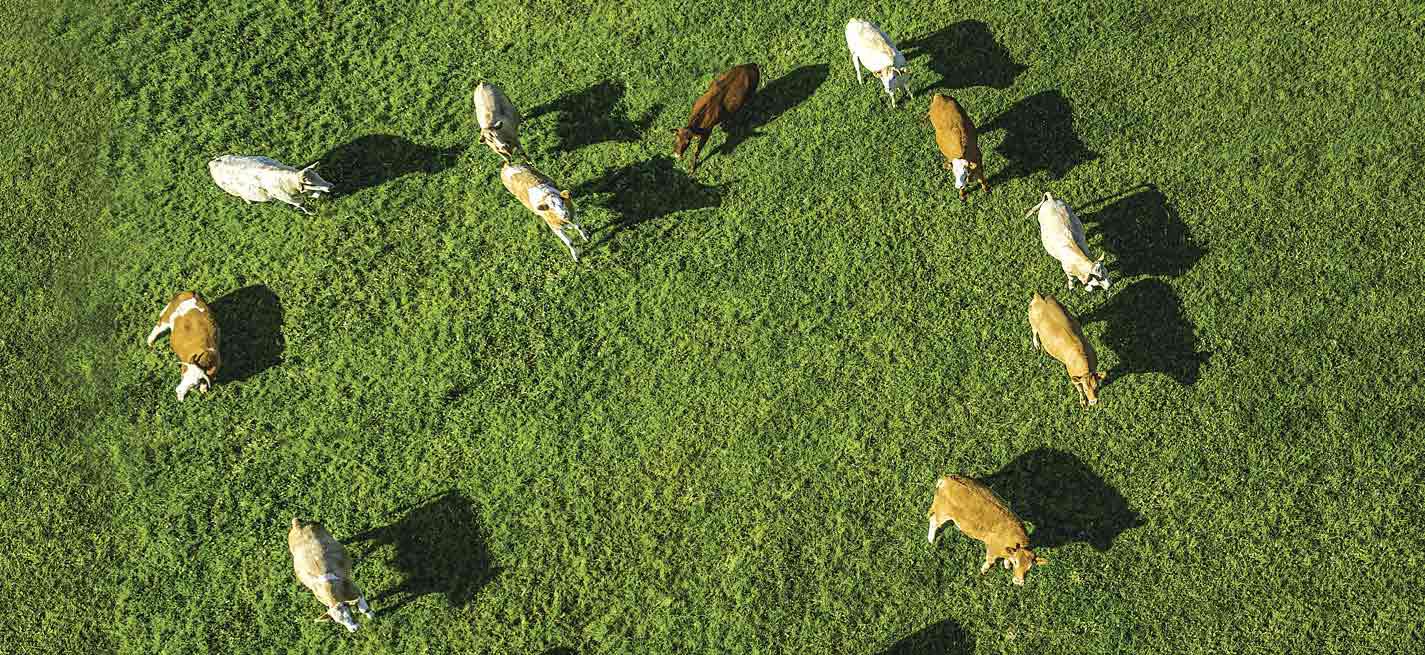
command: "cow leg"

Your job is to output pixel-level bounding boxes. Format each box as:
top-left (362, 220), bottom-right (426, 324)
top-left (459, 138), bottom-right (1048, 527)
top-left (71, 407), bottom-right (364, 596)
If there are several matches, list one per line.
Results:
top-left (273, 190), bottom-right (312, 215)
top-left (355, 590), bottom-right (374, 617)
top-left (689, 136), bottom-right (707, 174)
top-left (980, 549), bottom-right (997, 574)
top-left (573, 223), bottom-right (589, 242)
top-left (146, 320), bottom-right (171, 346)
top-left (1031, 327), bottom-right (1040, 351)
top-left (551, 225), bottom-right (578, 261)
top-left (147, 295), bottom-right (181, 345)
top-left (852, 53), bottom-right (863, 84)
top-left (979, 170), bottom-right (992, 195)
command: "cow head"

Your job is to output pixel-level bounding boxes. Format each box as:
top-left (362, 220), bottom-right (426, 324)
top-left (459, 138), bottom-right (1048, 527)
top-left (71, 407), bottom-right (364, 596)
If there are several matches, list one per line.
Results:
top-left (480, 123), bottom-right (516, 160)
top-left (1073, 370), bottom-right (1107, 406)
top-left (1004, 543), bottom-right (1048, 586)
top-left (175, 361), bottom-right (212, 401)
top-left (298, 162), bottom-right (333, 197)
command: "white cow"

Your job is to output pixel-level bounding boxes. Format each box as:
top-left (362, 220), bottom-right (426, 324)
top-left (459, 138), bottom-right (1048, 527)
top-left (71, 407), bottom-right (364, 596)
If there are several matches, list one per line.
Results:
top-left (473, 82), bottom-right (524, 162)
top-left (1026, 192), bottom-right (1111, 291)
top-left (846, 19), bottom-right (911, 107)
top-left (208, 155), bottom-right (333, 214)
top-left (288, 518), bottom-right (374, 632)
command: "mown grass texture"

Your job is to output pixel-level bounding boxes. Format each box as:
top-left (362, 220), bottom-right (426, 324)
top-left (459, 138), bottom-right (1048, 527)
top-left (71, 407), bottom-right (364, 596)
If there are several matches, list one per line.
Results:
top-left (3, 0), bottom-right (1425, 653)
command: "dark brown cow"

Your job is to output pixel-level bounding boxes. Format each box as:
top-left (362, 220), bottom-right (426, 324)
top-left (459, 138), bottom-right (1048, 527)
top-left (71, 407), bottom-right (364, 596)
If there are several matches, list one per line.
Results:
top-left (928, 94), bottom-right (990, 202)
top-left (672, 63), bottom-right (760, 174)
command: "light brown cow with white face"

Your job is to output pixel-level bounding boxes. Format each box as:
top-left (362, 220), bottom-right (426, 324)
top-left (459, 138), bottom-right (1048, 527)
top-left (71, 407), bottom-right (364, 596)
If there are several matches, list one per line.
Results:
top-left (500, 162), bottom-right (589, 261)
top-left (1028, 292), bottom-right (1106, 406)
top-left (928, 94), bottom-right (990, 202)
top-left (927, 474), bottom-right (1047, 586)
top-left (146, 291), bottom-right (221, 401)
top-left (288, 518), bottom-right (373, 632)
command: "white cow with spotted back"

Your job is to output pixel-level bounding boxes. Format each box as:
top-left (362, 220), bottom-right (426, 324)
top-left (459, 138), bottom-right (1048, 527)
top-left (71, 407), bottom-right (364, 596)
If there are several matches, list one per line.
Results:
top-left (846, 19), bottom-right (911, 108)
top-left (500, 163), bottom-right (588, 261)
top-left (208, 155), bottom-right (333, 214)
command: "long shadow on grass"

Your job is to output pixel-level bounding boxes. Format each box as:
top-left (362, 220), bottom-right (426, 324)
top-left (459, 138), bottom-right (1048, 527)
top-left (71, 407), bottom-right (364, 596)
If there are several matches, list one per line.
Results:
top-left (350, 491), bottom-right (497, 615)
top-left (573, 155), bottom-right (728, 245)
top-left (715, 64), bottom-right (829, 159)
top-left (540, 649), bottom-right (577, 655)
top-left (902, 21), bottom-right (1027, 93)
top-left (876, 618), bottom-right (974, 655)
top-left (1079, 279), bottom-right (1210, 386)
top-left (1077, 183), bottom-right (1205, 278)
top-left (526, 80), bottom-right (662, 152)
top-left (211, 285), bottom-right (283, 383)
top-left (982, 90), bottom-right (1098, 186)
top-left (984, 448), bottom-right (1144, 551)
top-left (316, 135), bottom-right (465, 197)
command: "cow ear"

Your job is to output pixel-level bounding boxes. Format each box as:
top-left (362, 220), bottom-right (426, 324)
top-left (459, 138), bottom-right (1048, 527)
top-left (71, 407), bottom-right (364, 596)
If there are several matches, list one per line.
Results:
top-left (1096, 371), bottom-right (1107, 381)
top-left (560, 190), bottom-right (570, 200)
top-left (1035, 556), bottom-right (1049, 565)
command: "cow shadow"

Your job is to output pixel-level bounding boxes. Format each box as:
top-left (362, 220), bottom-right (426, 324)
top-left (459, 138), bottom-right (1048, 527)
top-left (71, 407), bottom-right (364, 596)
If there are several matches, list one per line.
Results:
top-left (1080, 279), bottom-right (1211, 386)
top-left (316, 134), bottom-right (465, 197)
top-left (982, 90), bottom-right (1098, 186)
top-left (1080, 184), bottom-right (1205, 278)
top-left (902, 21), bottom-right (1027, 93)
top-left (716, 64), bottom-right (829, 158)
top-left (540, 649), bottom-right (577, 655)
top-left (350, 491), bottom-right (498, 615)
top-left (573, 155), bottom-right (727, 245)
top-left (983, 448), bottom-right (1145, 552)
top-left (211, 285), bottom-right (283, 383)
top-left (526, 80), bottom-right (662, 152)
top-left (877, 619), bottom-right (974, 655)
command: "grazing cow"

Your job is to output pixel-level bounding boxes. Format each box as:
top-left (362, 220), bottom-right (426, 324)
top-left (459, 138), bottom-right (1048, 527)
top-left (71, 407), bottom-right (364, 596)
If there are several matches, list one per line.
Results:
top-left (845, 19), bottom-right (911, 107)
top-left (672, 63), bottom-right (760, 174)
top-left (1029, 292), bottom-right (1106, 406)
top-left (146, 291), bottom-right (221, 401)
top-left (927, 474), bottom-right (1047, 586)
top-left (500, 163), bottom-right (589, 261)
top-left (288, 518), bottom-right (373, 632)
top-left (928, 94), bottom-right (990, 201)
top-left (473, 82), bottom-right (524, 162)
top-left (208, 155), bottom-right (333, 214)
top-left (1027, 192), bottom-right (1111, 290)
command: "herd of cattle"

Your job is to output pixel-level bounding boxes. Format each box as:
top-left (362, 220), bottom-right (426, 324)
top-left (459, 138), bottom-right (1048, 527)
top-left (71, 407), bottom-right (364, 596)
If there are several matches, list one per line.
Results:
top-left (144, 19), bottom-right (1128, 630)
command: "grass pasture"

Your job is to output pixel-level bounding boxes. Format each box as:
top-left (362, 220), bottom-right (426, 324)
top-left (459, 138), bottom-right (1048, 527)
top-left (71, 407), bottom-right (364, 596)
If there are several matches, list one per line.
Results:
top-left (4, 0), bottom-right (1425, 653)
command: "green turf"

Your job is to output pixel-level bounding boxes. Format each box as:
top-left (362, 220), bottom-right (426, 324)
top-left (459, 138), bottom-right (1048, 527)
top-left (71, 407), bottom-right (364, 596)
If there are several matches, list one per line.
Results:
top-left (4, 0), bottom-right (1424, 653)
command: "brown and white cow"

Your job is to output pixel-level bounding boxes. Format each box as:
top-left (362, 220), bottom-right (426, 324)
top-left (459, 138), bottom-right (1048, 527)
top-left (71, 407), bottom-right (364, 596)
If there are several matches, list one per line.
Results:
top-left (927, 474), bottom-right (1047, 586)
top-left (928, 94), bottom-right (990, 201)
top-left (146, 291), bottom-right (221, 401)
top-left (1028, 292), bottom-right (1106, 406)
top-left (500, 162), bottom-right (589, 261)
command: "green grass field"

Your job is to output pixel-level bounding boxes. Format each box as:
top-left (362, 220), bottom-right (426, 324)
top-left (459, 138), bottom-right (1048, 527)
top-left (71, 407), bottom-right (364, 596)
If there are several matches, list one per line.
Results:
top-left (5, 0), bottom-right (1424, 652)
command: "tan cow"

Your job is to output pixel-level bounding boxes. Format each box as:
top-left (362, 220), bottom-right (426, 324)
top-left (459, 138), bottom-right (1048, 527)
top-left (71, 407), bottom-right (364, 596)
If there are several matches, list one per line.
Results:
top-left (928, 94), bottom-right (990, 202)
top-left (927, 474), bottom-right (1047, 586)
top-left (1029, 292), bottom-right (1106, 406)
top-left (500, 162), bottom-right (589, 261)
top-left (288, 518), bottom-right (373, 632)
top-left (146, 291), bottom-right (221, 401)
